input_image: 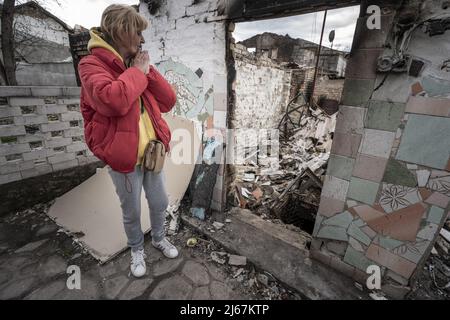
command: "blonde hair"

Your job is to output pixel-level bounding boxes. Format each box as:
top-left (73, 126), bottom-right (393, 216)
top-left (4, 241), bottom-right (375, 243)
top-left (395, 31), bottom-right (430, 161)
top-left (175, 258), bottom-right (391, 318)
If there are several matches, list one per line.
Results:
top-left (101, 4), bottom-right (148, 45)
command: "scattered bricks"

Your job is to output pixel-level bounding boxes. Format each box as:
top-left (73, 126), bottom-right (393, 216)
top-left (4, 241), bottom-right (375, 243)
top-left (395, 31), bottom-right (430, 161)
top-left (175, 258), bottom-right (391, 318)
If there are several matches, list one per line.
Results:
top-left (40, 122), bottom-right (70, 132)
top-left (228, 255), bottom-right (247, 266)
top-left (45, 137), bottom-right (73, 149)
top-left (30, 87), bottom-right (63, 97)
top-left (0, 143), bottom-right (31, 156)
top-left (0, 172), bottom-right (21, 184)
top-left (21, 164), bottom-right (52, 179)
top-left (8, 97), bottom-right (45, 107)
top-left (63, 128), bottom-right (84, 138)
top-left (61, 112), bottom-right (83, 122)
top-left (66, 143), bottom-right (87, 153)
top-left (20, 115), bottom-right (49, 126)
top-left (48, 152), bottom-right (76, 165)
top-left (38, 105), bottom-right (68, 114)
top-left (0, 125), bottom-right (26, 136)
top-left (0, 106), bottom-right (21, 118)
top-left (51, 159), bottom-right (79, 172)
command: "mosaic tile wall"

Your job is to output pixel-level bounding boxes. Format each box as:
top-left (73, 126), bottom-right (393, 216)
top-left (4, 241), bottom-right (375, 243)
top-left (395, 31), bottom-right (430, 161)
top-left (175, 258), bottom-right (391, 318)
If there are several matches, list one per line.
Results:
top-left (311, 1), bottom-right (450, 296)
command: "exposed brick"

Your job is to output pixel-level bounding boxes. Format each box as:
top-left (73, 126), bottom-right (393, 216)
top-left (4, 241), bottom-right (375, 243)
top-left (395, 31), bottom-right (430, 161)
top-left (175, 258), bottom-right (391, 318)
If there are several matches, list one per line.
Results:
top-left (0, 106), bottom-right (21, 118)
top-left (21, 164), bottom-right (52, 179)
top-left (61, 112), bottom-right (83, 122)
top-left (45, 138), bottom-right (73, 149)
top-left (0, 160), bottom-right (35, 175)
top-left (0, 126), bottom-right (26, 136)
top-left (8, 97), bottom-right (45, 107)
top-left (0, 172), bottom-right (21, 185)
top-left (62, 87), bottom-right (81, 96)
top-left (63, 128), bottom-right (84, 138)
top-left (48, 152), bottom-right (76, 164)
top-left (57, 99), bottom-right (80, 105)
top-left (0, 87), bottom-right (32, 97)
top-left (30, 87), bottom-right (63, 97)
top-left (40, 122), bottom-right (70, 132)
top-left (66, 143), bottom-right (87, 153)
top-left (20, 115), bottom-right (49, 126)
top-left (17, 133), bottom-right (50, 144)
top-left (52, 159), bottom-right (79, 171)
top-left (0, 143), bottom-right (30, 156)
top-left (38, 105), bottom-right (68, 114)
top-left (22, 149), bottom-right (50, 161)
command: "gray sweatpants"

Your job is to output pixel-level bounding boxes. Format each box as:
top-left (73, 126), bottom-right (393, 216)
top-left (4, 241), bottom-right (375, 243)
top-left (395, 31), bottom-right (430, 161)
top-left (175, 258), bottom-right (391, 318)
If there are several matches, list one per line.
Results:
top-left (107, 165), bottom-right (169, 251)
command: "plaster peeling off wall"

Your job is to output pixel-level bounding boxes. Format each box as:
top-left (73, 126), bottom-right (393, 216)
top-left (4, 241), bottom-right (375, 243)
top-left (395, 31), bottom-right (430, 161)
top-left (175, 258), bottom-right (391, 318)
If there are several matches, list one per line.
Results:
top-left (311, 0), bottom-right (450, 297)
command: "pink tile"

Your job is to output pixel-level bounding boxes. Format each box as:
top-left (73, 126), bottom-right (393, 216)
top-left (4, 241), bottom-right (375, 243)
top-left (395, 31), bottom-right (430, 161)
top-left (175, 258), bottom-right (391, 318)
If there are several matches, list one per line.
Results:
top-left (405, 96), bottom-right (450, 117)
top-left (318, 196), bottom-right (346, 218)
top-left (366, 244), bottom-right (417, 279)
top-left (353, 205), bottom-right (386, 222)
top-left (368, 203), bottom-right (427, 241)
top-left (352, 154), bottom-right (388, 182)
top-left (425, 192), bottom-right (450, 209)
top-left (362, 226), bottom-right (377, 239)
top-left (331, 132), bottom-right (362, 158)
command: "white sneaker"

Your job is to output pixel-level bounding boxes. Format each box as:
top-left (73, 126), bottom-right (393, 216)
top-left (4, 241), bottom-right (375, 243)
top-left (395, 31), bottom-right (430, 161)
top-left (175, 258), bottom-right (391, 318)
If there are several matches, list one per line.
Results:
top-left (130, 249), bottom-right (147, 278)
top-left (152, 238), bottom-right (179, 259)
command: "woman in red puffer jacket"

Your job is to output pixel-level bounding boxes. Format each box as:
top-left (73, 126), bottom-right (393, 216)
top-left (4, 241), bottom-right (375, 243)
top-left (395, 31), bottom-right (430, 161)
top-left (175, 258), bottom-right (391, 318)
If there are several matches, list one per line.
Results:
top-left (78, 4), bottom-right (179, 278)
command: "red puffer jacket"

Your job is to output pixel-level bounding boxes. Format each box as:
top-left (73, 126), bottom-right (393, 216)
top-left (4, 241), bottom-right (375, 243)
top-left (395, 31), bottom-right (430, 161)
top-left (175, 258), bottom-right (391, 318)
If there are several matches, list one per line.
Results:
top-left (78, 47), bottom-right (176, 173)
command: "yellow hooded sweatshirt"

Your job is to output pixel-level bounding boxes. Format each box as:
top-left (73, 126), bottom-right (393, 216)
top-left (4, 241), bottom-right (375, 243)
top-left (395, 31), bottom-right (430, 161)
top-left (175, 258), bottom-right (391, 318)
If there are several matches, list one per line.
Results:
top-left (87, 28), bottom-right (156, 166)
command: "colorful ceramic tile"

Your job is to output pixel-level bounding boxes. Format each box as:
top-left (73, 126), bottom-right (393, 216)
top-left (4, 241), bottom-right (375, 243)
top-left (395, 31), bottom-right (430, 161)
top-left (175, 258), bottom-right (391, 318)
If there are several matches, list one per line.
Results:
top-left (321, 176), bottom-right (350, 202)
top-left (348, 223), bottom-right (372, 246)
top-left (424, 192), bottom-right (450, 208)
top-left (366, 244), bottom-right (417, 279)
top-left (323, 211), bottom-right (354, 229)
top-left (368, 202), bottom-right (427, 241)
top-left (353, 205), bottom-right (386, 222)
top-left (335, 105), bottom-right (366, 135)
top-left (313, 214), bottom-right (324, 237)
top-left (347, 177), bottom-right (380, 205)
top-left (422, 76), bottom-right (450, 98)
top-left (427, 174), bottom-right (450, 197)
top-left (344, 246), bottom-right (375, 272)
top-left (352, 154), bottom-right (388, 183)
top-left (391, 239), bottom-right (430, 264)
top-left (416, 170), bottom-right (431, 187)
top-left (416, 223), bottom-right (438, 241)
top-left (366, 100), bottom-right (406, 132)
top-left (405, 96), bottom-right (450, 117)
top-left (331, 132), bottom-right (362, 158)
top-left (327, 155), bottom-right (355, 181)
top-left (379, 184), bottom-right (422, 213)
top-left (427, 206), bottom-right (445, 224)
top-left (375, 235), bottom-right (404, 250)
top-left (349, 237), bottom-right (364, 252)
top-left (396, 115), bottom-right (450, 170)
top-left (382, 159), bottom-right (417, 188)
top-left (317, 225), bottom-right (349, 242)
top-left (317, 196), bottom-right (346, 218)
top-left (359, 129), bottom-right (396, 159)
top-left (362, 226), bottom-right (378, 239)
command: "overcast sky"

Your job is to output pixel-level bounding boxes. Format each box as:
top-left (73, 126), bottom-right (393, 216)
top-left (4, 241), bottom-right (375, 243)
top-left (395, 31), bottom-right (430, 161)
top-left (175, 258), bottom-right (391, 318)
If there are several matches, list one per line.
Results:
top-left (41, 1), bottom-right (359, 51)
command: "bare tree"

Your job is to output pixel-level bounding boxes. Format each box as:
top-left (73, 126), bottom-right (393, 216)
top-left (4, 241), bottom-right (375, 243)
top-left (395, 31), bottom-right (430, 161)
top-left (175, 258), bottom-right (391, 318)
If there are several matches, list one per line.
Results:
top-left (1, 0), bottom-right (63, 85)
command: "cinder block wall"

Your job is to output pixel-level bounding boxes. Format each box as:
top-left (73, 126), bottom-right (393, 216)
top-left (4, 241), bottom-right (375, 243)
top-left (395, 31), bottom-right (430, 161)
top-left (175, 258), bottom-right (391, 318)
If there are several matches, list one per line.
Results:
top-left (0, 86), bottom-right (99, 185)
top-left (311, 0), bottom-right (450, 298)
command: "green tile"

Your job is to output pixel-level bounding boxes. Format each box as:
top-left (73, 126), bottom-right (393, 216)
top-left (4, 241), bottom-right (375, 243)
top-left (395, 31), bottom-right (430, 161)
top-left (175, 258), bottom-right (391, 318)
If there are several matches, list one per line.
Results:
top-left (317, 225), bottom-right (349, 242)
top-left (341, 79), bottom-right (375, 107)
top-left (366, 100), bottom-right (406, 132)
top-left (348, 223), bottom-right (372, 246)
top-left (327, 155), bottom-right (355, 181)
top-left (396, 115), bottom-right (450, 170)
top-left (422, 76), bottom-right (450, 97)
top-left (382, 159), bottom-right (417, 187)
top-left (354, 218), bottom-right (366, 228)
top-left (377, 236), bottom-right (404, 250)
top-left (348, 177), bottom-right (380, 205)
top-left (427, 206), bottom-right (445, 224)
top-left (344, 245), bottom-right (374, 272)
top-left (323, 211), bottom-right (353, 228)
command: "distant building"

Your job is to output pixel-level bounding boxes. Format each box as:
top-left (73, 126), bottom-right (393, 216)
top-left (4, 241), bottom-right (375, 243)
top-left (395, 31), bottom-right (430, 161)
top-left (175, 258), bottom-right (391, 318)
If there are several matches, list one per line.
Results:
top-left (0, 1), bottom-right (77, 86)
top-left (239, 32), bottom-right (348, 78)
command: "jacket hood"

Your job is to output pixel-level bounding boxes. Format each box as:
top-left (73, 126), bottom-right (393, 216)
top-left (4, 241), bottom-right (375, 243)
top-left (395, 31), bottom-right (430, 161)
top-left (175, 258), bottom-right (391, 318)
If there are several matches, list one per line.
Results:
top-left (87, 27), bottom-right (123, 63)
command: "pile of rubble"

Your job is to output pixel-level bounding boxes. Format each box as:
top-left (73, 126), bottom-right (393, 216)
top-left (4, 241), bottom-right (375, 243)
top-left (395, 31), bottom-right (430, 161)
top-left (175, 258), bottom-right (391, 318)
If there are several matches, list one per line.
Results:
top-left (229, 104), bottom-right (337, 233)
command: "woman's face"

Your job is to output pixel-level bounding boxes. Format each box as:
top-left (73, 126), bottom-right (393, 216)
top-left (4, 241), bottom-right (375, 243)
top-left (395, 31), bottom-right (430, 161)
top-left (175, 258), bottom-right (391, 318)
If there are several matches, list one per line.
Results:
top-left (122, 30), bottom-right (145, 59)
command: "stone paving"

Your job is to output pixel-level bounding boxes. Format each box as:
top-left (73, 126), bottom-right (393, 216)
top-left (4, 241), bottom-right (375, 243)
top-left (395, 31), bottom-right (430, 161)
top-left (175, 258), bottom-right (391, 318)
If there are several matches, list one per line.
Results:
top-left (0, 202), bottom-right (300, 300)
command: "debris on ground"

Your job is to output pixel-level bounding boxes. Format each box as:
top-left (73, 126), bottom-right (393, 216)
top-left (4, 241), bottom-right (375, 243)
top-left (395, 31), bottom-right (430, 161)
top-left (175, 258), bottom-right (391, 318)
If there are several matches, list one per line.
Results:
top-left (228, 101), bottom-right (336, 234)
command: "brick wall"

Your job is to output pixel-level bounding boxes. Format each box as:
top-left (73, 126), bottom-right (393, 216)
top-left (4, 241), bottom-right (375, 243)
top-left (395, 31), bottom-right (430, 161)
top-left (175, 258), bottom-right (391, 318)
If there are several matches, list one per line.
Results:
top-left (0, 86), bottom-right (99, 186)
